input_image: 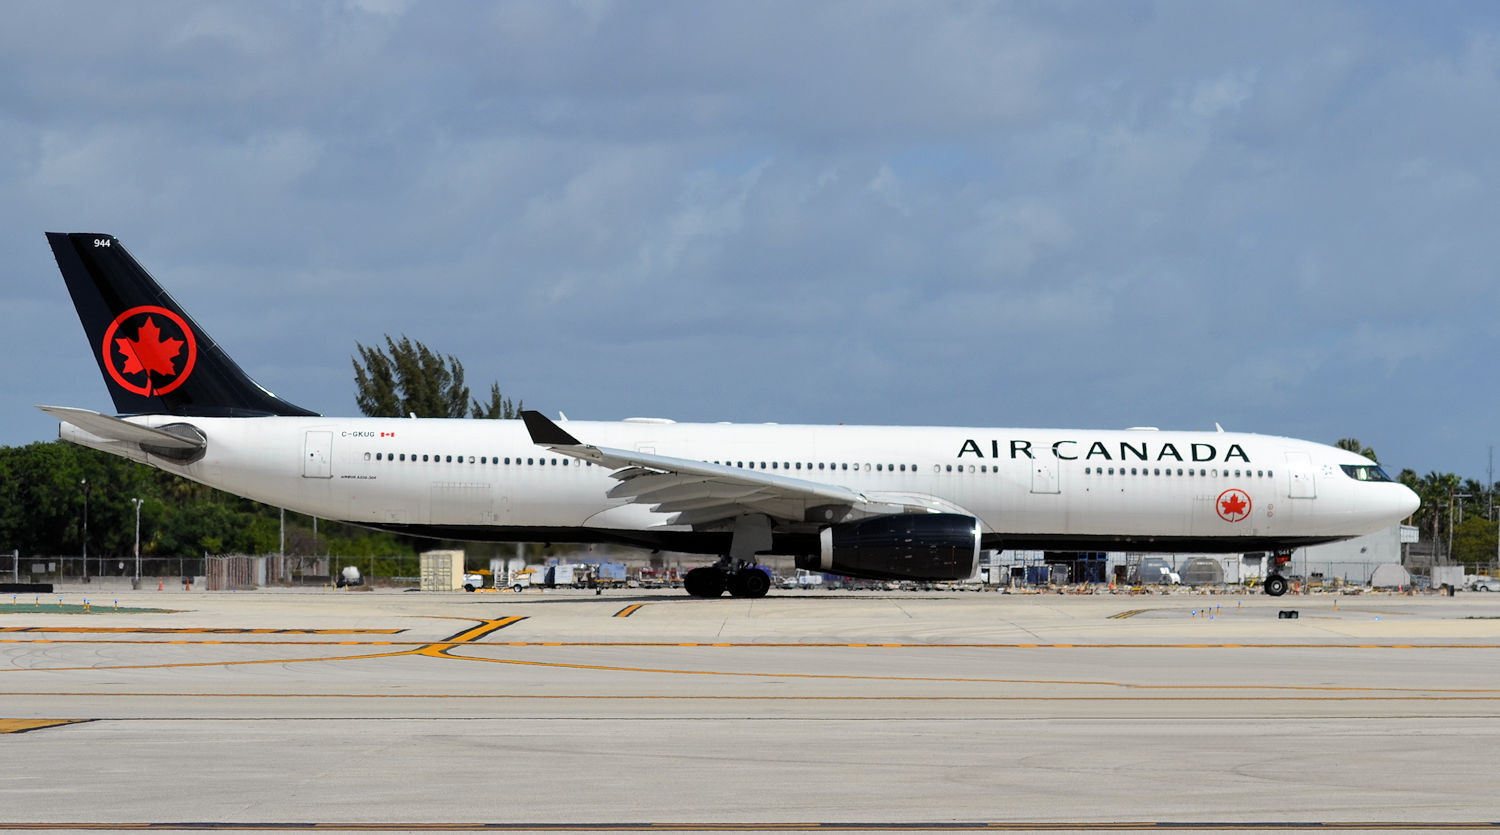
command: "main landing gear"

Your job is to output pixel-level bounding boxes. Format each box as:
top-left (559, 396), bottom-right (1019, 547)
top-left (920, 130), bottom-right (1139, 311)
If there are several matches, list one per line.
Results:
top-left (684, 564), bottom-right (771, 598)
top-left (1264, 550), bottom-right (1294, 597)
top-left (683, 514), bottom-right (773, 599)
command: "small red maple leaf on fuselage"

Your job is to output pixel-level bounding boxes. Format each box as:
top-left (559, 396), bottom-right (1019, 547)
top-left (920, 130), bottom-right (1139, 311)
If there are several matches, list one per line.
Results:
top-left (115, 316), bottom-right (183, 378)
top-left (1220, 493), bottom-right (1248, 518)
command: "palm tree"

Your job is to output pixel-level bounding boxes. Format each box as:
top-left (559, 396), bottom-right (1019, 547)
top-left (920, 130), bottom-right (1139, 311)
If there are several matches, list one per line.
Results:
top-left (1335, 438), bottom-right (1378, 462)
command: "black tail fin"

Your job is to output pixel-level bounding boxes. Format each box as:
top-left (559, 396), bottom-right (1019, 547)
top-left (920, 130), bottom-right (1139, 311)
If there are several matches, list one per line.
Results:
top-left (46, 232), bottom-right (318, 418)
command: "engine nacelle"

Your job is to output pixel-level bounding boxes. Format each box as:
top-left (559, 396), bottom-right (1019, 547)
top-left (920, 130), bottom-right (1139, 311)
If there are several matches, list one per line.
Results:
top-left (796, 513), bottom-right (981, 582)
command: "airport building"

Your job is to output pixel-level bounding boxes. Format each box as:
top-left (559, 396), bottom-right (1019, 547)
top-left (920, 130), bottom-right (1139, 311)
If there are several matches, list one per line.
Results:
top-left (991, 522), bottom-right (1416, 588)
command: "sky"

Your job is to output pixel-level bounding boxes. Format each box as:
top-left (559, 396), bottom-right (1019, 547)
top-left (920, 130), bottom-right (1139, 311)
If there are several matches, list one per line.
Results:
top-left (3, 1), bottom-right (1498, 479)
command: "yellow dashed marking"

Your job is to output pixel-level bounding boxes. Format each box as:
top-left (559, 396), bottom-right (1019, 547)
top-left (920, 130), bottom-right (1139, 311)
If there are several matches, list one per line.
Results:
top-left (0, 627), bottom-right (403, 634)
top-left (0, 719), bottom-right (88, 734)
top-left (613, 604), bottom-right (644, 618)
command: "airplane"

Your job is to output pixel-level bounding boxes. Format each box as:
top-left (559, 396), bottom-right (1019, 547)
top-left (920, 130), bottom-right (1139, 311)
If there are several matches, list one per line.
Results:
top-left (40, 232), bottom-right (1419, 598)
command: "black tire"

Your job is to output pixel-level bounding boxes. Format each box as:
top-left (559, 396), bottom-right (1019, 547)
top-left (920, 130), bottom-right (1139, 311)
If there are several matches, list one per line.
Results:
top-left (1265, 575), bottom-right (1288, 597)
top-left (730, 569), bottom-right (771, 599)
top-left (684, 566), bottom-right (726, 598)
top-left (463, 584), bottom-right (475, 592)
top-left (512, 584), bottom-right (523, 593)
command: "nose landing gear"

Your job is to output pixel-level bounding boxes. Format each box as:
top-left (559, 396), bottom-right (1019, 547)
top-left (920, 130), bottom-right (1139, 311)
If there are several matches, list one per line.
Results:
top-left (1264, 550), bottom-right (1293, 597)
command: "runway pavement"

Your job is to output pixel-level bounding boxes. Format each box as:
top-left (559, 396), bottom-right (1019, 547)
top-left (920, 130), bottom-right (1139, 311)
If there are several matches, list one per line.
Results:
top-left (2, 587), bottom-right (1499, 833)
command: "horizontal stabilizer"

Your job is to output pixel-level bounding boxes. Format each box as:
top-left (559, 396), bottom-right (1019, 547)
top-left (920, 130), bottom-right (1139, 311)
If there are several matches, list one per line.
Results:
top-left (37, 406), bottom-right (205, 451)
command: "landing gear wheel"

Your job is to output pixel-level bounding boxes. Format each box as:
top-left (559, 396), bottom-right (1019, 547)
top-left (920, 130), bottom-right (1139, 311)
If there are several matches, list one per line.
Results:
top-left (1265, 575), bottom-right (1289, 597)
top-left (728, 569), bottom-right (771, 599)
top-left (684, 566), bottom-right (726, 598)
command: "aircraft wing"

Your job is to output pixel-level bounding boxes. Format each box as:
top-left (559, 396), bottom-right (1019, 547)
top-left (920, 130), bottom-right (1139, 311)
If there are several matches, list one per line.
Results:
top-left (521, 410), bottom-right (868, 528)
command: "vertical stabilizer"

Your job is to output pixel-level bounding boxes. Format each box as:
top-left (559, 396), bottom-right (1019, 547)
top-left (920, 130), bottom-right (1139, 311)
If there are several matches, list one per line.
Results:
top-left (46, 232), bottom-right (318, 417)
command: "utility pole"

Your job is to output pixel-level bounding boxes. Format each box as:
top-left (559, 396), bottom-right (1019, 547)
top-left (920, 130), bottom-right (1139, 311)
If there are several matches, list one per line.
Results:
top-left (1450, 490), bottom-right (1472, 567)
top-left (80, 479), bottom-right (89, 581)
top-left (131, 498), bottom-right (142, 581)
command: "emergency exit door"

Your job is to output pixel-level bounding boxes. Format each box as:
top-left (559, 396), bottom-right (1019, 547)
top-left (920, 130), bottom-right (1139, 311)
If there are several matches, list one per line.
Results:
top-left (1285, 451), bottom-right (1316, 498)
top-left (303, 431), bottom-right (333, 478)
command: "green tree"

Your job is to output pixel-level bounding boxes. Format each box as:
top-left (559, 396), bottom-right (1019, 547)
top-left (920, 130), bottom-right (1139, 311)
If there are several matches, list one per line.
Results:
top-left (354, 335), bottom-right (520, 420)
top-left (353, 335), bottom-right (471, 418)
top-left (0, 441), bottom-right (420, 564)
top-left (471, 382), bottom-right (522, 419)
top-left (1452, 515), bottom-right (1498, 568)
top-left (1335, 438), bottom-right (1378, 462)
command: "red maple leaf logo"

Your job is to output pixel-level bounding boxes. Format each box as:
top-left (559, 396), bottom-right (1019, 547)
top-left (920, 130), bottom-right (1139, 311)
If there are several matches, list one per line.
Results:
top-left (1216, 489), bottom-right (1252, 522)
top-left (115, 317), bottom-right (183, 378)
top-left (1220, 493), bottom-right (1248, 518)
top-left (101, 306), bottom-right (198, 398)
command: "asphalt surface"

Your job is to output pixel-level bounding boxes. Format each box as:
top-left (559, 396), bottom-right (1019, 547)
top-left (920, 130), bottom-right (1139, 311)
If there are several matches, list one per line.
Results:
top-left (2, 587), bottom-right (1499, 834)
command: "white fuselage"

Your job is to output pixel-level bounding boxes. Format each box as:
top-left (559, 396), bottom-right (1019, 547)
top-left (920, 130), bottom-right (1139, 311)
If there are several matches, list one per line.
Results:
top-left (63, 415), bottom-right (1418, 555)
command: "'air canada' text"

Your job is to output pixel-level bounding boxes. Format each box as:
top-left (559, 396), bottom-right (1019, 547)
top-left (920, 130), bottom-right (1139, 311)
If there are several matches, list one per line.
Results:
top-left (958, 439), bottom-right (1251, 463)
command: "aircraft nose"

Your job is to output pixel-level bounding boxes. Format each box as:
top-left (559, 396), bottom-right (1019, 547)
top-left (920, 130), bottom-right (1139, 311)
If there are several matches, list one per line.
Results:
top-left (1395, 483), bottom-right (1420, 519)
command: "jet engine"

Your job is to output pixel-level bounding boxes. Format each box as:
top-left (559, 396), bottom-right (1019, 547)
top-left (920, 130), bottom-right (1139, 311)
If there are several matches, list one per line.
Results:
top-left (796, 513), bottom-right (981, 581)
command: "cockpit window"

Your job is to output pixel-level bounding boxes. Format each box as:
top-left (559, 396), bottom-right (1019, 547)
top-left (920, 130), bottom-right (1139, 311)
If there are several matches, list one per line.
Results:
top-left (1341, 464), bottom-right (1392, 482)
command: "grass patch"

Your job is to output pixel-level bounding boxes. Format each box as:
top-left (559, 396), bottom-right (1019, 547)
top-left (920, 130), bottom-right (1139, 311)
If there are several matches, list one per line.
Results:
top-left (0, 601), bottom-right (174, 614)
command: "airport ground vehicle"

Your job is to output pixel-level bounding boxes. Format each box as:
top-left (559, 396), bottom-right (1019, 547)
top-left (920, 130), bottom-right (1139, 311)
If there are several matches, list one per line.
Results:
top-left (1469, 576), bottom-right (1500, 592)
top-left (462, 573), bottom-right (486, 592)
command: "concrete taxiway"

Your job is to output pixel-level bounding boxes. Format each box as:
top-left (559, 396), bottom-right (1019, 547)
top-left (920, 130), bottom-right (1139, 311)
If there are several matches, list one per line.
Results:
top-left (2, 588), bottom-right (1499, 833)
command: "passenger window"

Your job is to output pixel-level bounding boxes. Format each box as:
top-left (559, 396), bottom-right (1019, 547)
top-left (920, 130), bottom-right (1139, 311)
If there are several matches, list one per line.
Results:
top-left (1153, 468), bottom-right (1160, 476)
top-left (1108, 468), bottom-right (1115, 475)
top-left (946, 465), bottom-right (953, 473)
top-left (527, 458), bottom-right (534, 465)
top-left (562, 459), bottom-right (569, 466)
top-left (364, 452), bottom-right (371, 461)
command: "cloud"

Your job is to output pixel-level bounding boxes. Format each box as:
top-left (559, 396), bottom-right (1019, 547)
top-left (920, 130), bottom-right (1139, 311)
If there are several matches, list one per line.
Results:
top-left (4, 1), bottom-right (1500, 477)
